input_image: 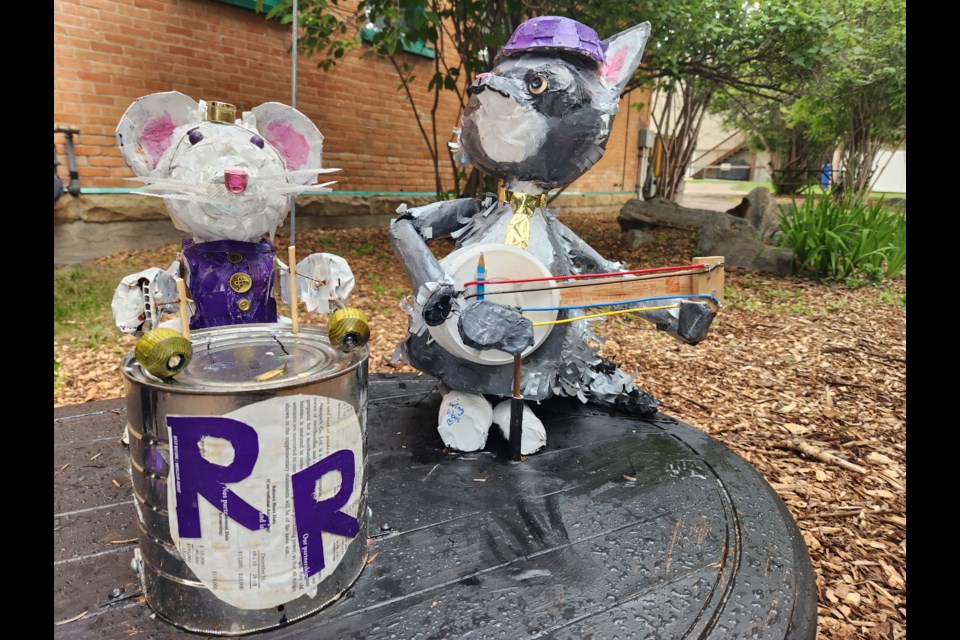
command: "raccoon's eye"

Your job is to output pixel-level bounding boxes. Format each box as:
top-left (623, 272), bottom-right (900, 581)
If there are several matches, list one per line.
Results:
top-left (187, 129), bottom-right (204, 145)
top-left (527, 74), bottom-right (548, 95)
top-left (250, 134), bottom-right (265, 149)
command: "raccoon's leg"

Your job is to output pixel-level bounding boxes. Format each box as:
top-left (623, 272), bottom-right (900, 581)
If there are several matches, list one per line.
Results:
top-left (581, 358), bottom-right (660, 417)
top-left (491, 399), bottom-right (547, 456)
top-left (437, 387), bottom-right (494, 452)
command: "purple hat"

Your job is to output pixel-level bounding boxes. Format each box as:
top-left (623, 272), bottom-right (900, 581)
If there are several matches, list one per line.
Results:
top-left (499, 16), bottom-right (606, 65)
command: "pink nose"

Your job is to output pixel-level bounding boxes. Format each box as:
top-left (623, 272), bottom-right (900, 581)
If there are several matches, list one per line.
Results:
top-left (224, 169), bottom-right (248, 194)
top-left (475, 72), bottom-right (490, 81)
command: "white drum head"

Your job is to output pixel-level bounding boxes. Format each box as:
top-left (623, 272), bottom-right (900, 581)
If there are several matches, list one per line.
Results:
top-left (427, 243), bottom-right (559, 365)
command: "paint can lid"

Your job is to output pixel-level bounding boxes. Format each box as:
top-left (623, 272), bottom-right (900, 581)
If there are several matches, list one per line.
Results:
top-left (122, 324), bottom-right (367, 392)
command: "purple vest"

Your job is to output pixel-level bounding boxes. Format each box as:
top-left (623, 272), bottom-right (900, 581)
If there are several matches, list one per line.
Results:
top-left (182, 238), bottom-right (277, 329)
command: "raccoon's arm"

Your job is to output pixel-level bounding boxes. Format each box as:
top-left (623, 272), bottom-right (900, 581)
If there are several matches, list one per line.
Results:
top-left (389, 198), bottom-right (485, 293)
top-left (394, 197), bottom-right (485, 240)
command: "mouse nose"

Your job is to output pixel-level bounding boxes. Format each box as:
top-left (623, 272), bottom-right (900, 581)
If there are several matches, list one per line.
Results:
top-left (224, 169), bottom-right (248, 194)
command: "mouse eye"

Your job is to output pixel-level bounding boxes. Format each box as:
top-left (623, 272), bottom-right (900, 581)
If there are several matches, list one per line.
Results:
top-left (187, 129), bottom-right (204, 145)
top-left (527, 74), bottom-right (548, 95)
top-left (250, 135), bottom-right (265, 149)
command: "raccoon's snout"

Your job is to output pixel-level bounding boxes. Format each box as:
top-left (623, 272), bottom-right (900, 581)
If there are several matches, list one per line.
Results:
top-left (467, 74), bottom-right (512, 99)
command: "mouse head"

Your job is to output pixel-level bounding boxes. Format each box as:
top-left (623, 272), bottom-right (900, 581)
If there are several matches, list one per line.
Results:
top-left (116, 91), bottom-right (331, 242)
top-left (458, 17), bottom-right (650, 193)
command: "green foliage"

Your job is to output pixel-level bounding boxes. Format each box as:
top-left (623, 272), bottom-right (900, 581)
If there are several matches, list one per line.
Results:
top-left (568, 0), bottom-right (837, 201)
top-left (264, 0), bottom-right (531, 197)
top-left (711, 0), bottom-right (905, 199)
top-left (783, 0), bottom-right (906, 197)
top-left (779, 193), bottom-right (906, 280)
top-left (269, 1), bottom-right (840, 201)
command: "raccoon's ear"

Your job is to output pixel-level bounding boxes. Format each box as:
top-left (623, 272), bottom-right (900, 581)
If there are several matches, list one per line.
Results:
top-left (249, 103), bottom-right (324, 184)
top-left (600, 22), bottom-right (651, 96)
top-left (116, 91), bottom-right (202, 176)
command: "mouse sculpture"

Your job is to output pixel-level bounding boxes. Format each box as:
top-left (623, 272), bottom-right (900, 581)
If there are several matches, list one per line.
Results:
top-left (389, 17), bottom-right (721, 455)
top-left (111, 91), bottom-right (367, 378)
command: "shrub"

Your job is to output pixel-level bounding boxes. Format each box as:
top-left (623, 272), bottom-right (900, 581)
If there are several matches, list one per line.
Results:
top-left (779, 193), bottom-right (906, 280)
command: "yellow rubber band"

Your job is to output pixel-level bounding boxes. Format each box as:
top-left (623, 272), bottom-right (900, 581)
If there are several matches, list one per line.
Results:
top-left (531, 304), bottom-right (680, 327)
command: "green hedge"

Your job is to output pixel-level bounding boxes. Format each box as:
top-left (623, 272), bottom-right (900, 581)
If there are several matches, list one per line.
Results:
top-left (779, 194), bottom-right (906, 280)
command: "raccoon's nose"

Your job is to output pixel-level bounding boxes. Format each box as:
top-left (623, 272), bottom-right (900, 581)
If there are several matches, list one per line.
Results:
top-left (467, 80), bottom-right (487, 96)
top-left (467, 74), bottom-right (512, 98)
top-left (468, 73), bottom-right (495, 96)
top-left (224, 169), bottom-right (248, 194)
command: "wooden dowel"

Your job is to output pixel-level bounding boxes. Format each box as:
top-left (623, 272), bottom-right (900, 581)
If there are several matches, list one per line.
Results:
top-left (513, 354), bottom-right (522, 398)
top-left (510, 354), bottom-right (523, 461)
top-left (175, 277), bottom-right (190, 340)
top-left (288, 245), bottom-right (300, 333)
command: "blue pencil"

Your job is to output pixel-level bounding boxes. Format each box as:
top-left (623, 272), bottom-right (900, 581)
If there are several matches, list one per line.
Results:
top-left (476, 253), bottom-right (486, 301)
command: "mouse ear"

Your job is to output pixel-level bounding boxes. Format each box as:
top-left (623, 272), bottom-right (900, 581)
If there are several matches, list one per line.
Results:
top-left (249, 103), bottom-right (324, 184)
top-left (600, 22), bottom-right (651, 96)
top-left (116, 92), bottom-right (202, 176)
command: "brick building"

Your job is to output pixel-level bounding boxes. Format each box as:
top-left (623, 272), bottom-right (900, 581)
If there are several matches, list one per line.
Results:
top-left (54, 0), bottom-right (652, 263)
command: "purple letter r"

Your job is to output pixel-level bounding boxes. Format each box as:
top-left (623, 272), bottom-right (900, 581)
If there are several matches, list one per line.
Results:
top-left (292, 449), bottom-right (360, 579)
top-left (168, 416), bottom-right (269, 539)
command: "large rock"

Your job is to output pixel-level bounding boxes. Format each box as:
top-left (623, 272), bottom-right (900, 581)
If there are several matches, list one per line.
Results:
top-left (617, 197), bottom-right (718, 232)
top-left (697, 212), bottom-right (795, 276)
top-left (726, 187), bottom-right (782, 241)
top-left (617, 197), bottom-right (795, 276)
top-left (698, 220), bottom-right (794, 276)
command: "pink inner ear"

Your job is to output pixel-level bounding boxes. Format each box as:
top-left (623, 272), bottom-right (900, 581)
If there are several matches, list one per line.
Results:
top-left (140, 113), bottom-right (177, 169)
top-left (265, 120), bottom-right (310, 170)
top-left (603, 47), bottom-right (627, 85)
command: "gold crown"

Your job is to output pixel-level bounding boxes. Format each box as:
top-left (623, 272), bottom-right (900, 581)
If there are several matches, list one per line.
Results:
top-left (206, 101), bottom-right (237, 124)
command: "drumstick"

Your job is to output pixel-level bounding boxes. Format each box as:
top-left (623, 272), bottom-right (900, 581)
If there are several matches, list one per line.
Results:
top-left (176, 277), bottom-right (190, 340)
top-left (289, 245), bottom-right (300, 333)
top-left (510, 354), bottom-right (523, 461)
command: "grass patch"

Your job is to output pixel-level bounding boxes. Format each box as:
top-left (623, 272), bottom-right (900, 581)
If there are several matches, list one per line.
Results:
top-left (779, 193), bottom-right (906, 281)
top-left (696, 178), bottom-right (775, 193)
top-left (54, 265), bottom-right (124, 345)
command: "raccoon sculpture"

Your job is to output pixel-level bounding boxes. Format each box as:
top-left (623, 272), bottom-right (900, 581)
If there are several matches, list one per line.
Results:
top-left (390, 17), bottom-right (716, 454)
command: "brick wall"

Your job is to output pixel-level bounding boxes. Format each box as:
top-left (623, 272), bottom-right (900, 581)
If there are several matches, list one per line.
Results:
top-left (54, 0), bottom-right (651, 196)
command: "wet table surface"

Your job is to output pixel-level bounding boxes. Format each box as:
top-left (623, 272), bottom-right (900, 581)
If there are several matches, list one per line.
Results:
top-left (54, 373), bottom-right (816, 639)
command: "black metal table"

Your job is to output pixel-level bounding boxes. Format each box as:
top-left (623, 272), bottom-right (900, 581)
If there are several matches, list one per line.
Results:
top-left (54, 373), bottom-right (816, 639)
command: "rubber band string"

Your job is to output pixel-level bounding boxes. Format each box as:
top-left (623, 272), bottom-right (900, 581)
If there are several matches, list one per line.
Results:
top-left (462, 263), bottom-right (711, 288)
top-left (521, 293), bottom-right (720, 312)
top-left (464, 269), bottom-right (716, 301)
top-left (532, 304), bottom-right (681, 327)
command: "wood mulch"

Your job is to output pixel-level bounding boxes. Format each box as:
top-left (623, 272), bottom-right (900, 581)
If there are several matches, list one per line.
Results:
top-left (54, 212), bottom-right (906, 639)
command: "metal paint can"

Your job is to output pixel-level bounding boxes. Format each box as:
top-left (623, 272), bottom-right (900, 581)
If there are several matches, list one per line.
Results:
top-left (122, 324), bottom-right (369, 635)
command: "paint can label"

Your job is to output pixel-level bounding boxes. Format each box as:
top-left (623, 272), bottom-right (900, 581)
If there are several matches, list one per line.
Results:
top-left (166, 394), bottom-right (364, 609)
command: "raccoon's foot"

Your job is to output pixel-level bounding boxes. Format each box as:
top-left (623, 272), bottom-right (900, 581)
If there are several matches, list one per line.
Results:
top-left (437, 390), bottom-right (493, 452)
top-left (583, 358), bottom-right (660, 417)
top-left (613, 387), bottom-right (660, 417)
top-left (492, 400), bottom-right (547, 456)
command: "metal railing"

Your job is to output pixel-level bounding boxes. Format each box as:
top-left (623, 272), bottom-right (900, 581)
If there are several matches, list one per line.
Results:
top-left (771, 167), bottom-right (845, 193)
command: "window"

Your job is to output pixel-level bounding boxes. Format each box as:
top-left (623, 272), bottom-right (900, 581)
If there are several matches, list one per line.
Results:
top-left (217, 0), bottom-right (281, 12)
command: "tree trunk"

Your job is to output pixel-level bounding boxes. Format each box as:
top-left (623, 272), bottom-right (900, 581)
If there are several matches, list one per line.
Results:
top-left (650, 80), bottom-right (713, 202)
